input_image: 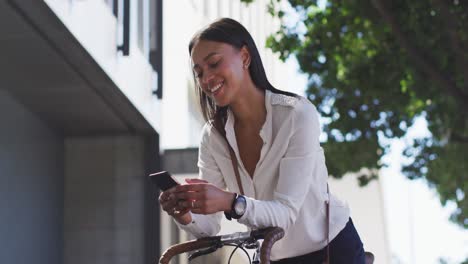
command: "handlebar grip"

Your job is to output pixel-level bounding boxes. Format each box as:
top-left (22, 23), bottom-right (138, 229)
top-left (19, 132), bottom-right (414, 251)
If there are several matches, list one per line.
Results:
top-left (159, 236), bottom-right (219, 264)
top-left (259, 227), bottom-right (285, 264)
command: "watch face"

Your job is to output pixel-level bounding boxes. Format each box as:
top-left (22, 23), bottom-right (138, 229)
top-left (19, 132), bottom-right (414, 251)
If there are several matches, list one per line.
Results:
top-left (234, 195), bottom-right (246, 215)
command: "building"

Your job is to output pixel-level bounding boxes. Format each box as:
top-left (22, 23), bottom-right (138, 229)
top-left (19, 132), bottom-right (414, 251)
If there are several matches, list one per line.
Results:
top-left (0, 0), bottom-right (163, 263)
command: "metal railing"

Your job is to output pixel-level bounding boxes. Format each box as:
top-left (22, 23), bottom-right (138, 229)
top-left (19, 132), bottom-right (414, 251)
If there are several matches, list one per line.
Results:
top-left (116, 0), bottom-right (130, 56)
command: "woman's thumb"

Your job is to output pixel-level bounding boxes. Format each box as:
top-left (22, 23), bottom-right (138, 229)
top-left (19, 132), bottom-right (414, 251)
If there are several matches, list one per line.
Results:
top-left (185, 178), bottom-right (208, 184)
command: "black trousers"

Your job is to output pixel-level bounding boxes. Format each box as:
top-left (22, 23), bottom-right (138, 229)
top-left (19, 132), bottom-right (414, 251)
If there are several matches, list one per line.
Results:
top-left (271, 218), bottom-right (365, 264)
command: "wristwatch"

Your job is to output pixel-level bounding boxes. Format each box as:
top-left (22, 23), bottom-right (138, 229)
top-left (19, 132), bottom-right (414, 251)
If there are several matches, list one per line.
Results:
top-left (224, 193), bottom-right (247, 220)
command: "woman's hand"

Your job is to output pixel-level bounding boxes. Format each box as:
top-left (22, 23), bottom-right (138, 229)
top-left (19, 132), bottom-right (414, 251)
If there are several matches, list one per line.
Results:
top-left (173, 179), bottom-right (235, 215)
top-left (158, 187), bottom-right (192, 225)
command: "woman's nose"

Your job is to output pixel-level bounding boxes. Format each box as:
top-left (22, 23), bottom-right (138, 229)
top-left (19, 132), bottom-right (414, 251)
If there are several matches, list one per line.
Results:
top-left (201, 70), bottom-right (214, 85)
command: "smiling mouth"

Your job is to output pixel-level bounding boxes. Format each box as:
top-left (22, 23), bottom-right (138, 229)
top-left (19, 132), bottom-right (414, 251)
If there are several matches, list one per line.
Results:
top-left (209, 81), bottom-right (224, 94)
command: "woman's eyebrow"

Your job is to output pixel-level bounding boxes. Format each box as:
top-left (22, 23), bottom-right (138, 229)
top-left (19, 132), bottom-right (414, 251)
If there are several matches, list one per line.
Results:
top-left (193, 52), bottom-right (220, 69)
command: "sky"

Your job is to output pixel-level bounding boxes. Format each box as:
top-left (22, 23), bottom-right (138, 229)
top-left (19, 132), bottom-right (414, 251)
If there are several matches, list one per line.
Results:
top-left (381, 117), bottom-right (468, 264)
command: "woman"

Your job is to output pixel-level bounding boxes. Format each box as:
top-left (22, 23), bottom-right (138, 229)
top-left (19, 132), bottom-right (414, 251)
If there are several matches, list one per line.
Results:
top-left (159, 18), bottom-right (365, 263)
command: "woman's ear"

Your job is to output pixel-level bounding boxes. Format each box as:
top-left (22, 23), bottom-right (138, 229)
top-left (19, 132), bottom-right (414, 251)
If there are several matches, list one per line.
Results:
top-left (240, 45), bottom-right (251, 69)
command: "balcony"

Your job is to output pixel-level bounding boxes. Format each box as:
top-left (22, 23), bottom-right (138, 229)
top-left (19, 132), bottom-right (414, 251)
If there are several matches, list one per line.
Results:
top-left (0, 0), bottom-right (162, 135)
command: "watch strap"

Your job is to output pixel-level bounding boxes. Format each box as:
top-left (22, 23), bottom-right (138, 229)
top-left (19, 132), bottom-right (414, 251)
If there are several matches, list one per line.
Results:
top-left (223, 193), bottom-right (238, 220)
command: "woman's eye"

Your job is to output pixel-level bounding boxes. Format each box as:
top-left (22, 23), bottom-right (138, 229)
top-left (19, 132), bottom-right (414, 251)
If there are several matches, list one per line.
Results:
top-left (209, 61), bottom-right (220, 68)
top-left (193, 60), bottom-right (220, 78)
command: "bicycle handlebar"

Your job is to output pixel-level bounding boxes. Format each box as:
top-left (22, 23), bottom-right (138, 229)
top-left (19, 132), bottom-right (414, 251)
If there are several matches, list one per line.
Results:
top-left (256, 227), bottom-right (284, 264)
top-left (159, 226), bottom-right (284, 264)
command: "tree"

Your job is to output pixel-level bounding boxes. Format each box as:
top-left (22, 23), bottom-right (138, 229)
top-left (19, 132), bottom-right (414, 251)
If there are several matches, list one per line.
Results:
top-left (242, 0), bottom-right (467, 227)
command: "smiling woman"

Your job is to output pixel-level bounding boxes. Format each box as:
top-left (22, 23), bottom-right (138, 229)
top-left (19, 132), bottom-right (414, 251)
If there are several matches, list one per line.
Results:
top-left (158, 17), bottom-right (368, 263)
top-left (190, 41), bottom-right (246, 107)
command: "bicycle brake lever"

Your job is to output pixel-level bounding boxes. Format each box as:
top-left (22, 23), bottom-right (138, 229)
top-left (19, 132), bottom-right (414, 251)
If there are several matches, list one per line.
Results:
top-left (188, 244), bottom-right (221, 261)
top-left (244, 240), bottom-right (260, 249)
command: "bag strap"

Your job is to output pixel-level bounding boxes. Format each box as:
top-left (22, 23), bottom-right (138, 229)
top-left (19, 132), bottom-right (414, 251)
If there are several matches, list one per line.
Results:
top-left (214, 118), bottom-right (245, 195)
top-left (227, 143), bottom-right (245, 195)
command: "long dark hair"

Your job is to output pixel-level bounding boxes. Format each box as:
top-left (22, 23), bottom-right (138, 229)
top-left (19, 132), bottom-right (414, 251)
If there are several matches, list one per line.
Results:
top-left (188, 18), bottom-right (297, 131)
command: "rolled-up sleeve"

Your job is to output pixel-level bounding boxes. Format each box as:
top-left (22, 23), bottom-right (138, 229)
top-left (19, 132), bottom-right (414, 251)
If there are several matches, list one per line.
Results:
top-left (238, 102), bottom-right (325, 231)
top-left (174, 123), bottom-right (224, 238)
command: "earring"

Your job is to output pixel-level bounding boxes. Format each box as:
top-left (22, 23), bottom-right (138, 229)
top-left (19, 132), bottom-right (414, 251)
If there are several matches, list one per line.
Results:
top-left (244, 64), bottom-right (249, 69)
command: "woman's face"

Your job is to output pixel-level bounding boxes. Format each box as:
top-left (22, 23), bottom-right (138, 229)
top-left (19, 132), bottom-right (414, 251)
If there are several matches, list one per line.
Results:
top-left (190, 40), bottom-right (248, 107)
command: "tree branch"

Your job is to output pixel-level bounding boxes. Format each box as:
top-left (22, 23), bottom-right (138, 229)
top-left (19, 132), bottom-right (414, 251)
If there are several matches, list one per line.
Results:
top-left (432, 0), bottom-right (468, 90)
top-left (370, 0), bottom-right (468, 113)
top-left (451, 132), bottom-right (468, 143)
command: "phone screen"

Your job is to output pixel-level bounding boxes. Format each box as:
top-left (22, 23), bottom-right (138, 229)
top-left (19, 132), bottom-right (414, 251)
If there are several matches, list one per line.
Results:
top-left (149, 171), bottom-right (180, 191)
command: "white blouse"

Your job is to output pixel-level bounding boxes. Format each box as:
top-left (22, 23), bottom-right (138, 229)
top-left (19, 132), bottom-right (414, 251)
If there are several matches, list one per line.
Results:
top-left (175, 90), bottom-right (350, 260)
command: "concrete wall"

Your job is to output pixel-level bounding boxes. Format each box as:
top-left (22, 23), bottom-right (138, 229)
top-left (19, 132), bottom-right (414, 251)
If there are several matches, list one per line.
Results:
top-left (64, 135), bottom-right (153, 264)
top-left (0, 90), bottom-right (64, 264)
top-left (0, 91), bottom-right (159, 264)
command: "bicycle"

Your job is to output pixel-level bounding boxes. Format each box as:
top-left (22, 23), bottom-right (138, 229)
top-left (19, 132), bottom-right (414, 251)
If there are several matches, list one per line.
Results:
top-left (159, 226), bottom-right (375, 264)
top-left (159, 226), bottom-right (285, 264)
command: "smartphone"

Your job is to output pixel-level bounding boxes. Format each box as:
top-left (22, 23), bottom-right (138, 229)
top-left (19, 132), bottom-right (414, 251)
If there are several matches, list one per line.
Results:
top-left (149, 171), bottom-right (180, 191)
